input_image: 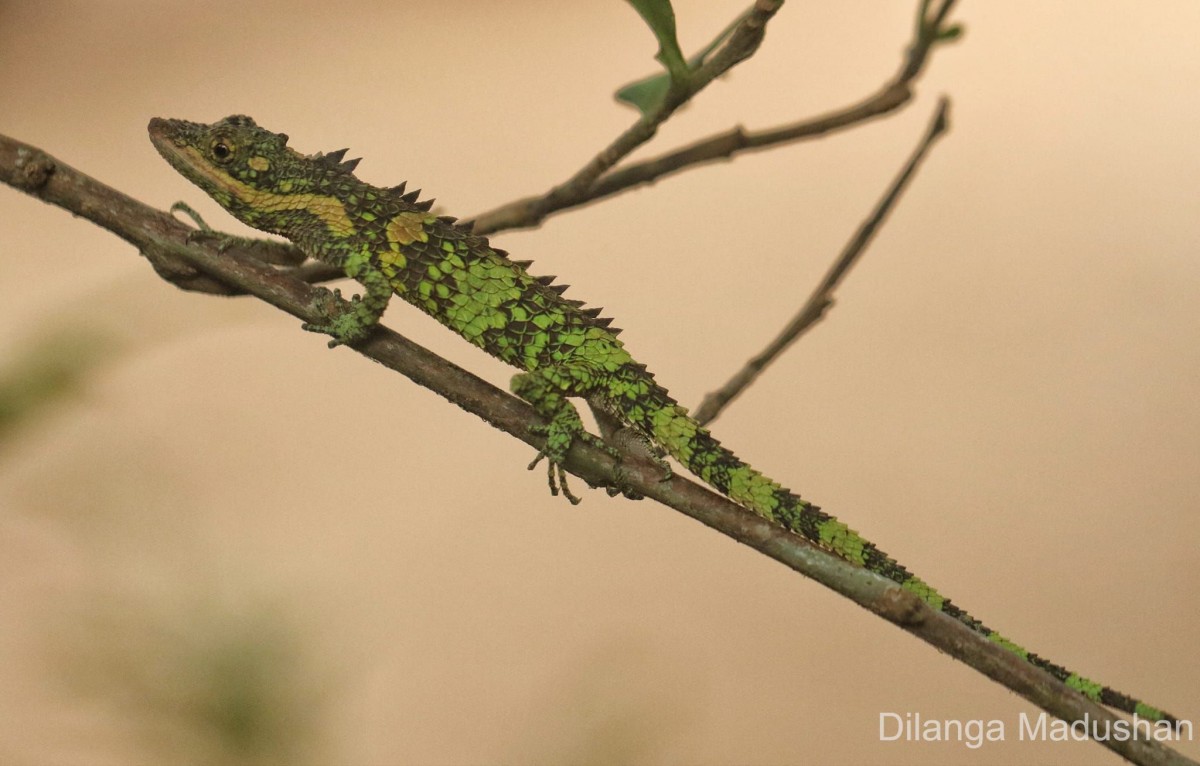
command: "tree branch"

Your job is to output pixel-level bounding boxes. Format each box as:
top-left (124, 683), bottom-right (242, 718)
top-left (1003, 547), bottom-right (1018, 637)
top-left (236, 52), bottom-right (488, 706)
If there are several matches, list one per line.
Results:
top-left (472, 0), bottom-right (783, 235)
top-left (471, 0), bottom-right (960, 235)
top-left (0, 132), bottom-right (1190, 766)
top-left (693, 96), bottom-right (951, 426)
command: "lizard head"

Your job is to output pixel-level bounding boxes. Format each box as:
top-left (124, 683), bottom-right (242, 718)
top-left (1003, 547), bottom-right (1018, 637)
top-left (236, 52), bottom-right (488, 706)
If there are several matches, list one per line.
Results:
top-left (148, 115), bottom-right (363, 240)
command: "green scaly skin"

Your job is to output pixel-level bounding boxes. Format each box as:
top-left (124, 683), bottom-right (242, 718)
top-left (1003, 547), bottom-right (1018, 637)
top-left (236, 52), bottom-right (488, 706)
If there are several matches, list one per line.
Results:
top-left (149, 115), bottom-right (1177, 724)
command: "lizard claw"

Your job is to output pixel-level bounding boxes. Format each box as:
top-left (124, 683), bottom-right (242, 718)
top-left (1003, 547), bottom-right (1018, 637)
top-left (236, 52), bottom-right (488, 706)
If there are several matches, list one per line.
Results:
top-left (606, 463), bottom-right (644, 500)
top-left (527, 450), bottom-right (582, 505)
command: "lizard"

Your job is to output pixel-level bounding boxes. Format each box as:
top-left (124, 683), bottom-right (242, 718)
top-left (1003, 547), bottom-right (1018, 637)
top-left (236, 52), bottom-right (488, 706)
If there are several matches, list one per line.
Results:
top-left (148, 114), bottom-right (1178, 725)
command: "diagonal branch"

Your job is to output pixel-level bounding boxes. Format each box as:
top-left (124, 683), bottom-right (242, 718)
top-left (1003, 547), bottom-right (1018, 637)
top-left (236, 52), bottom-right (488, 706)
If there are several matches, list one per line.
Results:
top-left (0, 132), bottom-right (1190, 766)
top-left (472, 0), bottom-right (959, 236)
top-left (693, 96), bottom-right (951, 426)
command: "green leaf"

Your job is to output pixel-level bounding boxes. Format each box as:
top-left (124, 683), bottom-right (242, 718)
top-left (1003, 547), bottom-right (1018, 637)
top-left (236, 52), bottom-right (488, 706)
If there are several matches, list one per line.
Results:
top-left (626, 0), bottom-right (689, 83)
top-left (614, 75), bottom-right (673, 118)
top-left (936, 23), bottom-right (964, 42)
top-left (616, 7), bottom-right (747, 116)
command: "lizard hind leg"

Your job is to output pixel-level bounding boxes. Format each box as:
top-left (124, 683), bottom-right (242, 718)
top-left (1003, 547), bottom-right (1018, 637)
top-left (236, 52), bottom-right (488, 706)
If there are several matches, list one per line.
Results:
top-left (511, 368), bottom-right (619, 504)
top-left (587, 398), bottom-right (673, 499)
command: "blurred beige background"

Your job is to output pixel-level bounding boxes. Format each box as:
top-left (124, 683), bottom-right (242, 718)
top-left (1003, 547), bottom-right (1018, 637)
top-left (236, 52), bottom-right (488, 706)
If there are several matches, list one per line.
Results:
top-left (1, 1), bottom-right (1197, 764)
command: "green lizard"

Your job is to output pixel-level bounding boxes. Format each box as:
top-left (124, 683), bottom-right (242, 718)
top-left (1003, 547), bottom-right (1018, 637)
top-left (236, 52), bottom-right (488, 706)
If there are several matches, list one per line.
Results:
top-left (149, 114), bottom-right (1177, 724)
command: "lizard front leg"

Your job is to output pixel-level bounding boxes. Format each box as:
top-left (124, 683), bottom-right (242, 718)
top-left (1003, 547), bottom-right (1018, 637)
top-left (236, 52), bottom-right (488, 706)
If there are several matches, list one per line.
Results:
top-left (511, 365), bottom-right (620, 504)
top-left (303, 249), bottom-right (394, 347)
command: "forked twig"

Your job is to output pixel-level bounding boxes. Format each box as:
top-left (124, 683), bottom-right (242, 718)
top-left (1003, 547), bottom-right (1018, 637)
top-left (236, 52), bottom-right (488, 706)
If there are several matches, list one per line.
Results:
top-left (473, 0), bottom-right (959, 235)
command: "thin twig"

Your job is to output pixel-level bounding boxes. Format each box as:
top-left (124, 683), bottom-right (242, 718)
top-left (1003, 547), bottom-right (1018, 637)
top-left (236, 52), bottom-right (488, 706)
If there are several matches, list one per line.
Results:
top-left (472, 0), bottom-right (959, 235)
top-left (0, 132), bottom-right (1191, 766)
top-left (472, 0), bottom-right (784, 235)
top-left (556, 0), bottom-right (782, 195)
top-left (692, 97), bottom-right (951, 426)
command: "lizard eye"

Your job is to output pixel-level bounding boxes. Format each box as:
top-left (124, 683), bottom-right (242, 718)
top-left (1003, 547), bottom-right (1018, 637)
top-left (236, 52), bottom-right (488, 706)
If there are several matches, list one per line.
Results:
top-left (210, 139), bottom-right (234, 163)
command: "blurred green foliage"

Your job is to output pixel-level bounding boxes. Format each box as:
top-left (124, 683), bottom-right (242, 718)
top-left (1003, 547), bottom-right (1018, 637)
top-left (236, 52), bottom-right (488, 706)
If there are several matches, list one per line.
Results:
top-left (0, 331), bottom-right (115, 444)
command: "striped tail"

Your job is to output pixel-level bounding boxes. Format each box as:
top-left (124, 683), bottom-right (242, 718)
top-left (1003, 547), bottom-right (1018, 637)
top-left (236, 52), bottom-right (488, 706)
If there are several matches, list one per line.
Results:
top-left (624, 382), bottom-right (1177, 724)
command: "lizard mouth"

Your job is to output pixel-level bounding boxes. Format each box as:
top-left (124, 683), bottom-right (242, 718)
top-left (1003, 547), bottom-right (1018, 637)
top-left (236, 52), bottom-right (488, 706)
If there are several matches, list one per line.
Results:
top-left (147, 117), bottom-right (195, 157)
top-left (147, 117), bottom-right (215, 185)
top-left (147, 116), bottom-right (181, 145)
top-left (147, 117), bottom-right (187, 166)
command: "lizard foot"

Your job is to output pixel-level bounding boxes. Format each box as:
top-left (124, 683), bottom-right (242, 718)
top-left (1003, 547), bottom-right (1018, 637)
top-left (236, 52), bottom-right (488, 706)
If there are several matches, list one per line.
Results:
top-left (527, 411), bottom-right (619, 505)
top-left (527, 451), bottom-right (582, 505)
top-left (605, 463), bottom-right (644, 501)
top-left (301, 288), bottom-right (375, 348)
top-left (604, 425), bottom-right (672, 497)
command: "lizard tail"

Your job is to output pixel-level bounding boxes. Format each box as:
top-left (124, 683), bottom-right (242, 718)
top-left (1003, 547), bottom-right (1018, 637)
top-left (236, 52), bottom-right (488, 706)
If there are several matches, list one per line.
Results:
top-left (618, 380), bottom-right (1176, 724)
